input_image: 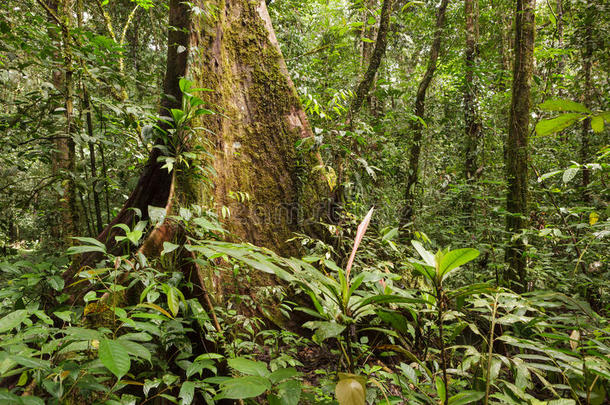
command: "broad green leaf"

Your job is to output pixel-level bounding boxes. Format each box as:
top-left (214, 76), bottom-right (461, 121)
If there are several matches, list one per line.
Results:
top-left (162, 242), bottom-right (179, 256)
top-left (448, 391), bottom-right (485, 405)
top-left (268, 367), bottom-right (301, 384)
top-left (66, 244), bottom-right (106, 255)
top-left (335, 377), bottom-right (365, 405)
top-left (538, 170), bottom-right (562, 182)
top-left (117, 340), bottom-right (151, 362)
top-left (8, 355), bottom-right (50, 370)
top-left (411, 240), bottom-right (435, 267)
top-left (274, 379), bottom-right (301, 405)
top-left (98, 338), bottom-right (130, 379)
top-left (70, 236), bottom-right (106, 249)
top-left (227, 357), bottom-right (269, 377)
top-left (167, 287), bottom-right (180, 317)
top-left (0, 310), bottom-right (28, 333)
top-left (179, 381), bottom-right (195, 405)
top-left (535, 113), bottom-right (582, 136)
top-left (438, 248), bottom-right (480, 280)
top-left (218, 376), bottom-right (271, 399)
top-left (538, 99), bottom-right (590, 113)
top-left (591, 115), bottom-right (604, 133)
top-left (303, 321), bottom-right (346, 343)
top-left (562, 167), bottom-right (578, 183)
top-left (148, 205), bottom-right (167, 225)
top-left (435, 376), bottom-right (446, 403)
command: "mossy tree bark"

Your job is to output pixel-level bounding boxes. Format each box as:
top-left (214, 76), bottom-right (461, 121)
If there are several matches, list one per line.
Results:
top-left (45, 0), bottom-right (81, 243)
top-left (400, 0), bottom-right (449, 238)
top-left (504, 0), bottom-right (535, 292)
top-left (63, 0), bottom-right (322, 293)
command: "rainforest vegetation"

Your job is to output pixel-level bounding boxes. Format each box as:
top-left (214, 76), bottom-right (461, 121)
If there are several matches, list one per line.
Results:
top-left (0, 0), bottom-right (608, 404)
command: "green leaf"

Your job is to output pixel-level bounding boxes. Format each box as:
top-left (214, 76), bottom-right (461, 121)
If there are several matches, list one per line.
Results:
top-left (0, 310), bottom-right (28, 333)
top-left (117, 340), bottom-right (151, 362)
top-left (438, 248), bottom-right (480, 280)
top-left (435, 376), bottom-right (446, 403)
top-left (335, 377), bottom-right (365, 405)
top-left (162, 242), bottom-right (179, 256)
top-left (591, 115), bottom-right (604, 133)
top-left (268, 367), bottom-right (301, 384)
top-left (448, 391), bottom-right (485, 405)
top-left (218, 376), bottom-right (271, 399)
top-left (562, 167), bottom-right (579, 183)
top-left (274, 379), bottom-right (301, 405)
top-left (535, 113), bottom-right (582, 136)
top-left (179, 381), bottom-right (195, 405)
top-left (167, 287), bottom-right (180, 317)
top-left (227, 357), bottom-right (269, 377)
top-left (66, 244), bottom-right (106, 255)
top-left (411, 240), bottom-right (435, 267)
top-left (98, 338), bottom-right (130, 379)
top-left (303, 321), bottom-right (346, 343)
top-left (538, 99), bottom-right (590, 113)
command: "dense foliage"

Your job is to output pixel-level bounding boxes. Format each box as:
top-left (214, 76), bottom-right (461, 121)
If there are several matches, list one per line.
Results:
top-left (0, 0), bottom-right (608, 404)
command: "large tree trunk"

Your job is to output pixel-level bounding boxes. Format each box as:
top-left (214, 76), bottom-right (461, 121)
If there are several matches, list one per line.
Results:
top-left (400, 0), bottom-right (449, 238)
top-left (63, 0), bottom-right (322, 295)
top-left (504, 0), bottom-right (536, 292)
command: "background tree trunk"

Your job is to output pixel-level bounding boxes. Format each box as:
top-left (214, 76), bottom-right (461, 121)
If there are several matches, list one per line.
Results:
top-left (400, 0), bottom-right (449, 238)
top-left (349, 0), bottom-right (392, 122)
top-left (504, 0), bottom-right (536, 292)
top-left (463, 0), bottom-right (482, 184)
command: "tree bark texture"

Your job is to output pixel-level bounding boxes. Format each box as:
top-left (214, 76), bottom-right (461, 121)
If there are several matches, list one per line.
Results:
top-left (401, 0), bottom-right (449, 236)
top-left (463, 0), bottom-right (482, 182)
top-left (505, 0), bottom-right (535, 291)
top-left (64, 0), bottom-right (322, 289)
top-left (47, 0), bottom-right (81, 242)
top-left (189, 0), bottom-right (321, 257)
top-left (349, 0), bottom-right (392, 121)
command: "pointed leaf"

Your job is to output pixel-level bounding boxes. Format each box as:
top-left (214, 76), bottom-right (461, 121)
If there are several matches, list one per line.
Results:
top-left (0, 310), bottom-right (28, 333)
top-left (535, 113), bottom-right (582, 136)
top-left (218, 376), bottom-right (270, 399)
top-left (98, 338), bottom-right (130, 379)
top-left (538, 99), bottom-right (590, 113)
top-left (227, 357), bottom-right (269, 377)
top-left (345, 207), bottom-right (374, 280)
top-left (448, 391), bottom-right (485, 405)
top-left (179, 381), bottom-right (195, 405)
top-left (411, 240), bottom-right (435, 267)
top-left (439, 248), bottom-right (480, 280)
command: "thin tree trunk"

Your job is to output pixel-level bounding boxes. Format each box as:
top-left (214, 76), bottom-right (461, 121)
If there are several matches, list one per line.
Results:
top-left (348, 0), bottom-right (392, 122)
top-left (400, 0), bottom-right (450, 237)
top-left (83, 88), bottom-right (104, 233)
top-left (580, 4), bottom-right (593, 204)
top-left (504, 0), bottom-right (536, 292)
top-left (463, 0), bottom-right (482, 227)
top-left (463, 0), bottom-right (482, 182)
